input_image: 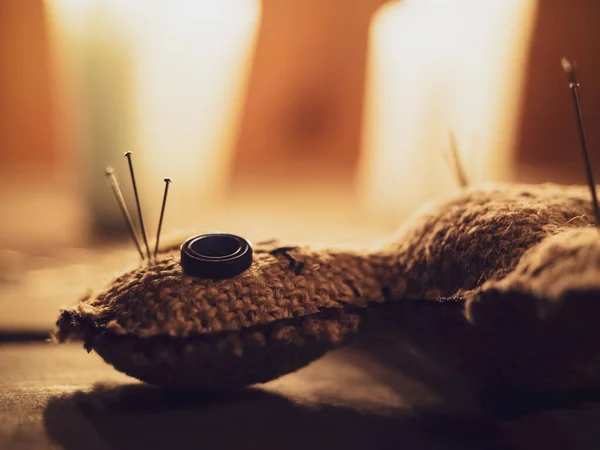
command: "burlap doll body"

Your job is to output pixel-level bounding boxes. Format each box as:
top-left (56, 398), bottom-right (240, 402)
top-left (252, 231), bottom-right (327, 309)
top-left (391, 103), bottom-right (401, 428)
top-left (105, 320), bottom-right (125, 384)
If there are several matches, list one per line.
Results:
top-left (55, 183), bottom-right (600, 392)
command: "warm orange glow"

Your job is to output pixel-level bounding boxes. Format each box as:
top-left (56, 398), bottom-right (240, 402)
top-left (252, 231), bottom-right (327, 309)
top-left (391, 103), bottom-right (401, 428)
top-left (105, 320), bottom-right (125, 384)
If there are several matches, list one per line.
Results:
top-left (358, 0), bottom-right (538, 221)
top-left (48, 0), bottom-right (261, 232)
top-left (133, 1), bottom-right (261, 229)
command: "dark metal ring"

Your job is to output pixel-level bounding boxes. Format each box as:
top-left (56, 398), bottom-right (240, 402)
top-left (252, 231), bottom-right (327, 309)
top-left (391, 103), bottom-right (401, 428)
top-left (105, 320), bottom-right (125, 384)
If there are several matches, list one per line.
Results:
top-left (180, 233), bottom-right (253, 279)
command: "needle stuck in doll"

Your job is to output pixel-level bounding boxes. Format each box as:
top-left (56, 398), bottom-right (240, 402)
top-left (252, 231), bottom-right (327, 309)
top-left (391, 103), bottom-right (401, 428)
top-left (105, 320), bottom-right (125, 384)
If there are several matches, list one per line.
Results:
top-left (54, 60), bottom-right (600, 393)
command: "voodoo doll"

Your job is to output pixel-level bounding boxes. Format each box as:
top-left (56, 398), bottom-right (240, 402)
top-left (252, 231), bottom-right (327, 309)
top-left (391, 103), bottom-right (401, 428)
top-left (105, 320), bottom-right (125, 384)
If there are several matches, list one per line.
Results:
top-left (54, 58), bottom-right (600, 393)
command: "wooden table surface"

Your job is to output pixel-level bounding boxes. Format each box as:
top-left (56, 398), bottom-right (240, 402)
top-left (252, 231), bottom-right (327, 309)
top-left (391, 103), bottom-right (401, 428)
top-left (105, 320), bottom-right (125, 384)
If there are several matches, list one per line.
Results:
top-left (3, 333), bottom-right (600, 450)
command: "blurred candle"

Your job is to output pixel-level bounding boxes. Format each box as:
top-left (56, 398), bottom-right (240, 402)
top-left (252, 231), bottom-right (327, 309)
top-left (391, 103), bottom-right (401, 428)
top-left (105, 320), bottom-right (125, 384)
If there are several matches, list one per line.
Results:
top-left (48, 0), bottom-right (141, 236)
top-left (48, 1), bottom-right (261, 239)
top-left (357, 0), bottom-right (538, 223)
top-left (133, 1), bottom-right (261, 233)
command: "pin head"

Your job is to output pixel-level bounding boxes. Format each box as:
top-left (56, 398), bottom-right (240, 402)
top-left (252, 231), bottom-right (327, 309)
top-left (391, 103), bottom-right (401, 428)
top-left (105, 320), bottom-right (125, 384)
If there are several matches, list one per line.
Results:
top-left (180, 234), bottom-right (253, 279)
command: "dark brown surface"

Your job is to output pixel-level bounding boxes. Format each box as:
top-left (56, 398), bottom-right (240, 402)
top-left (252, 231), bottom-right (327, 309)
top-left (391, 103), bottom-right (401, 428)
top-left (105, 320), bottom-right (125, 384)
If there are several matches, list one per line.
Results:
top-left (0, 339), bottom-right (468, 450)
top-left (3, 331), bottom-right (600, 450)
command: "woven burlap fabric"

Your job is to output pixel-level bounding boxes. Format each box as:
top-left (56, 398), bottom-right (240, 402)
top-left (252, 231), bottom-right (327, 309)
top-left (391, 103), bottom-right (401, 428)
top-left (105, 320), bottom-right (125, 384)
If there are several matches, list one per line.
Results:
top-left (56, 183), bottom-right (600, 391)
top-left (55, 241), bottom-right (389, 389)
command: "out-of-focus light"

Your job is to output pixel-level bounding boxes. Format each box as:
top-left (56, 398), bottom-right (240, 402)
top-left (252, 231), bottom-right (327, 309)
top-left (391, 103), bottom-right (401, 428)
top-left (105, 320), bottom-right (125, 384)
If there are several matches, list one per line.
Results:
top-left (47, 0), bottom-right (261, 234)
top-left (134, 1), bottom-right (261, 228)
top-left (358, 0), bottom-right (538, 221)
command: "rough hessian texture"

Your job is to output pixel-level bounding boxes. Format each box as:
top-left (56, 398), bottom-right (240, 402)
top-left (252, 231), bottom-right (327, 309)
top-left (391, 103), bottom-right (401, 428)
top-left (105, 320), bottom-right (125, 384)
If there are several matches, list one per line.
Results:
top-left (55, 183), bottom-right (600, 392)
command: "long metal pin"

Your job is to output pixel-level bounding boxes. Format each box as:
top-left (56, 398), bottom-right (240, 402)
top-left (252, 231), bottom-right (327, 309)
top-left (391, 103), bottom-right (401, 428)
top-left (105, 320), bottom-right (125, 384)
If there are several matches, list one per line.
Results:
top-left (562, 57), bottom-right (600, 226)
top-left (442, 131), bottom-right (469, 188)
top-left (105, 167), bottom-right (145, 259)
top-left (124, 151), bottom-right (152, 259)
top-left (154, 178), bottom-right (172, 259)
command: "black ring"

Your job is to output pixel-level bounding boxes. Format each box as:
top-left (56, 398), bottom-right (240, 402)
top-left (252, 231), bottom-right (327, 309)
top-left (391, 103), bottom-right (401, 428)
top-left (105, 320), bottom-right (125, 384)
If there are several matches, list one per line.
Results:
top-left (180, 233), bottom-right (253, 279)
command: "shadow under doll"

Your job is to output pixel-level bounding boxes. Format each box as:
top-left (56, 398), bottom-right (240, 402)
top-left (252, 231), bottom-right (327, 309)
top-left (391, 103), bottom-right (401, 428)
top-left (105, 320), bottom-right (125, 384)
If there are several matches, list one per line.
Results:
top-left (355, 299), bottom-right (600, 420)
top-left (43, 302), bottom-right (600, 450)
top-left (44, 382), bottom-right (510, 450)
top-left (43, 318), bottom-right (511, 450)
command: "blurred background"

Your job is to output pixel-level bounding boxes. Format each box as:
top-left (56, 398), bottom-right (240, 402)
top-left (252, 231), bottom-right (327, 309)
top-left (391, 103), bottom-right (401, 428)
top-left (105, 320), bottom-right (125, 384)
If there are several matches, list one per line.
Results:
top-left (0, 0), bottom-right (599, 333)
